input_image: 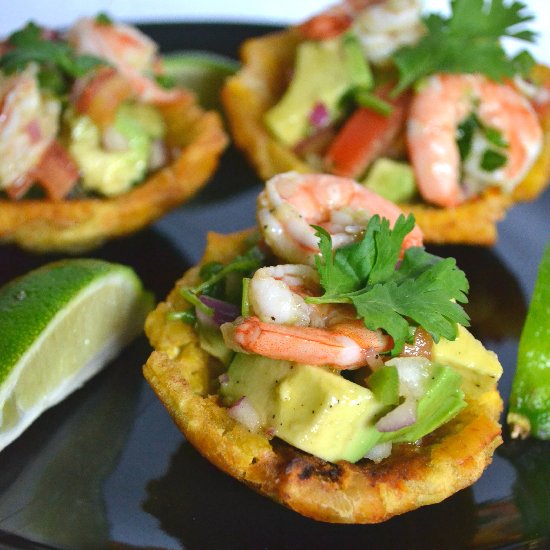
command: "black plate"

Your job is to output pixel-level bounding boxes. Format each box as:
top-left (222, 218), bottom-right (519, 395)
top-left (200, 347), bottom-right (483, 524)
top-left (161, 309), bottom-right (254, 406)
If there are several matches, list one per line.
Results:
top-left (1, 22), bottom-right (549, 550)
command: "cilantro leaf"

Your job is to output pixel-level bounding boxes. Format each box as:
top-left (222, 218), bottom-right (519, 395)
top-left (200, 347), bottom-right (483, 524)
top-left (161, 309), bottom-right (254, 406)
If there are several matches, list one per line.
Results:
top-left (392, 0), bottom-right (536, 95)
top-left (308, 215), bottom-right (470, 354)
top-left (312, 214), bottom-right (416, 298)
top-left (0, 22), bottom-right (106, 93)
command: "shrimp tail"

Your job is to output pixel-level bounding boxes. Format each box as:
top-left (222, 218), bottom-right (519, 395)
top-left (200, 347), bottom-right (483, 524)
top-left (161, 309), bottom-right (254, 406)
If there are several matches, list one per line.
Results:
top-left (222, 316), bottom-right (392, 369)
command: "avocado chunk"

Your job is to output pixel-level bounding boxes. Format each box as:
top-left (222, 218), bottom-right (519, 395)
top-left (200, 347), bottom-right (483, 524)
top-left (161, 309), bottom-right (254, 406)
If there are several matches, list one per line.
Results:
top-left (264, 32), bottom-right (372, 147)
top-left (67, 102), bottom-right (165, 196)
top-left (197, 323), bottom-right (234, 366)
top-left (362, 157), bottom-right (418, 203)
top-left (377, 360), bottom-right (466, 445)
top-left (432, 325), bottom-right (503, 399)
top-left (220, 353), bottom-right (384, 463)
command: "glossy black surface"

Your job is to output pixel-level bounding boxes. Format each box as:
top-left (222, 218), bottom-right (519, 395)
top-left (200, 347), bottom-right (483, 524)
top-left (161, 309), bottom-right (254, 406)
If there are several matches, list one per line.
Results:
top-left (0, 22), bottom-right (549, 550)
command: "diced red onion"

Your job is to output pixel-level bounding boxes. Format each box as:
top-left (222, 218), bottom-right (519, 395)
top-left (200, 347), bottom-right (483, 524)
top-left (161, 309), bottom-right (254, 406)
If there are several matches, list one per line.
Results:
top-left (228, 397), bottom-right (261, 432)
top-left (198, 295), bottom-right (241, 327)
top-left (25, 120), bottom-right (42, 144)
top-left (308, 102), bottom-right (330, 129)
top-left (364, 442), bottom-right (392, 462)
top-left (218, 372), bottom-right (229, 386)
top-left (375, 397), bottom-right (417, 432)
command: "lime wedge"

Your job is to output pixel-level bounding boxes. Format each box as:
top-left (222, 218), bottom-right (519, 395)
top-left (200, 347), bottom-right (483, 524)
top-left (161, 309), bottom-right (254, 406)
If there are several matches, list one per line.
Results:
top-left (0, 259), bottom-right (153, 451)
top-left (508, 241), bottom-right (550, 439)
top-left (162, 50), bottom-right (239, 110)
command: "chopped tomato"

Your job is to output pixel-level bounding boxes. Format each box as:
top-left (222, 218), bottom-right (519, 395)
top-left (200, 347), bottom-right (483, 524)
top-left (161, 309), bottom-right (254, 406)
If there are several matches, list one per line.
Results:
top-left (297, 11), bottom-right (353, 40)
top-left (73, 66), bottom-right (133, 129)
top-left (324, 88), bottom-right (410, 179)
top-left (29, 140), bottom-right (79, 200)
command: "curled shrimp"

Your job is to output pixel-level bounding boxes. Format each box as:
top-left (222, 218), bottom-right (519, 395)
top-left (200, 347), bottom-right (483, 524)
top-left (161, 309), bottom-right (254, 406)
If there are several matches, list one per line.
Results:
top-left (257, 172), bottom-right (423, 265)
top-left (221, 263), bottom-right (393, 369)
top-left (298, 0), bottom-right (424, 66)
top-left (67, 17), bottom-right (182, 103)
top-left (222, 317), bottom-right (392, 369)
top-left (0, 65), bottom-right (60, 190)
top-left (407, 73), bottom-right (543, 207)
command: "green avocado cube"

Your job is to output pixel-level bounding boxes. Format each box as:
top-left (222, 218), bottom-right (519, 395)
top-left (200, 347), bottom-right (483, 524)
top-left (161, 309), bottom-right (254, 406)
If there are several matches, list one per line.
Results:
top-left (264, 32), bottom-right (372, 147)
top-left (221, 353), bottom-right (384, 463)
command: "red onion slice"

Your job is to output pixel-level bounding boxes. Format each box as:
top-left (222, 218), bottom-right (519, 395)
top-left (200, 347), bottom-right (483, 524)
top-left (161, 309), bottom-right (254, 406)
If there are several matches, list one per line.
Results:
top-left (309, 101), bottom-right (330, 129)
top-left (228, 397), bottom-right (261, 432)
top-left (197, 295), bottom-right (241, 327)
top-left (375, 397), bottom-right (417, 432)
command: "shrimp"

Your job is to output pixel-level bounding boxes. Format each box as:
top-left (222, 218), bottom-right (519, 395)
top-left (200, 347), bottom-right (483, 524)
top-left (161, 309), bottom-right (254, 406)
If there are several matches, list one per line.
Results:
top-left (222, 317), bottom-right (392, 369)
top-left (221, 263), bottom-right (393, 369)
top-left (67, 17), bottom-right (182, 103)
top-left (407, 73), bottom-right (543, 207)
top-left (0, 64), bottom-right (60, 190)
top-left (298, 0), bottom-right (424, 66)
top-left (257, 172), bottom-right (423, 265)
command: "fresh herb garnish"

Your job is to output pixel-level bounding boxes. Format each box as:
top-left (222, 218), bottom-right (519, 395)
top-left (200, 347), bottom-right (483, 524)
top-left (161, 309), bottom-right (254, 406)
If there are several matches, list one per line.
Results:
top-left (456, 111), bottom-right (509, 171)
top-left (481, 149), bottom-right (508, 170)
top-left (0, 21), bottom-right (106, 93)
top-left (391, 0), bottom-right (537, 95)
top-left (307, 214), bottom-right (470, 354)
top-left (174, 240), bottom-right (266, 321)
top-left (95, 12), bottom-right (113, 25)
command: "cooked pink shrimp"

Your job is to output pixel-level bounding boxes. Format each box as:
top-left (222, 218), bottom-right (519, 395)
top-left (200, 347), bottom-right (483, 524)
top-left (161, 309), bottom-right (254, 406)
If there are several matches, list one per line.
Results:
top-left (67, 17), bottom-right (181, 103)
top-left (407, 73), bottom-right (543, 207)
top-left (0, 65), bottom-right (60, 190)
top-left (257, 172), bottom-right (423, 265)
top-left (222, 316), bottom-right (392, 369)
top-left (222, 263), bottom-right (392, 369)
top-left (298, 0), bottom-right (424, 65)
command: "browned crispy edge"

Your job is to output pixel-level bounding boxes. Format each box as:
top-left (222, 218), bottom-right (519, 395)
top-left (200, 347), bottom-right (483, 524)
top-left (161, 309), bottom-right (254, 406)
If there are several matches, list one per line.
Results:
top-left (0, 92), bottom-right (228, 252)
top-left (221, 28), bottom-right (550, 246)
top-left (143, 230), bottom-right (503, 524)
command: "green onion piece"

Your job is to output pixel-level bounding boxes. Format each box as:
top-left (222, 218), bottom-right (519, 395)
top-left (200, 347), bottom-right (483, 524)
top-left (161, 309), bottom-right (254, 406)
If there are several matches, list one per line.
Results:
top-left (353, 88), bottom-right (394, 116)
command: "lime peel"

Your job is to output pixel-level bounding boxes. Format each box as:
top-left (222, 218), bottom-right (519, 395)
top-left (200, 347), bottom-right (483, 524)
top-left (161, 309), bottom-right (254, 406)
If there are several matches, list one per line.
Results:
top-left (0, 259), bottom-right (153, 451)
top-left (161, 50), bottom-right (238, 110)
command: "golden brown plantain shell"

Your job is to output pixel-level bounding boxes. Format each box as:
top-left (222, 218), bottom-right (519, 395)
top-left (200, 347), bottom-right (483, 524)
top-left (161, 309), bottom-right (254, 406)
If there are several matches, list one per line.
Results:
top-left (221, 28), bottom-right (550, 246)
top-left (0, 92), bottom-right (228, 252)
top-left (143, 230), bottom-right (503, 524)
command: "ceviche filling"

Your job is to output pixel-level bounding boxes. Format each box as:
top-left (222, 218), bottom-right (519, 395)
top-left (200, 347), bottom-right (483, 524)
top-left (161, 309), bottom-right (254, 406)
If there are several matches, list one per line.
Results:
top-left (264, 0), bottom-right (546, 208)
top-left (0, 14), bottom-right (182, 201)
top-left (170, 173), bottom-right (502, 463)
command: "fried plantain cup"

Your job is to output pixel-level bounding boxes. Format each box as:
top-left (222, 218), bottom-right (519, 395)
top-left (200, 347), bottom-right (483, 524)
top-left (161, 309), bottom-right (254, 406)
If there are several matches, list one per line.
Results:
top-left (0, 92), bottom-right (228, 253)
top-left (221, 28), bottom-right (550, 246)
top-left (143, 229), bottom-right (503, 524)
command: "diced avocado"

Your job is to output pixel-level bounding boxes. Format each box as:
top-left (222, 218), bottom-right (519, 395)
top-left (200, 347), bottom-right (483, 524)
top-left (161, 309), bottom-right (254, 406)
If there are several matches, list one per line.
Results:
top-left (264, 32), bottom-right (372, 147)
top-left (197, 323), bottom-right (234, 366)
top-left (362, 157), bottom-right (417, 203)
top-left (379, 363), bottom-right (466, 444)
top-left (367, 365), bottom-right (399, 406)
top-left (220, 353), bottom-right (385, 463)
top-left (432, 325), bottom-right (503, 399)
top-left (67, 102), bottom-right (165, 196)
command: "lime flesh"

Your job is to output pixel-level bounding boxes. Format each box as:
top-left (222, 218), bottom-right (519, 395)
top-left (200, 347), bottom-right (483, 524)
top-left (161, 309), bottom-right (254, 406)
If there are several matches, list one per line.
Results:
top-left (0, 259), bottom-right (153, 451)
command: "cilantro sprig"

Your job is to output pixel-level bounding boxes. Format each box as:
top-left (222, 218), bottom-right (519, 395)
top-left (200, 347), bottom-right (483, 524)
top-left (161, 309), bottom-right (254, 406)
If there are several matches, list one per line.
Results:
top-left (171, 237), bottom-right (266, 324)
top-left (391, 0), bottom-right (537, 95)
top-left (0, 22), bottom-right (105, 94)
top-left (307, 215), bottom-right (470, 354)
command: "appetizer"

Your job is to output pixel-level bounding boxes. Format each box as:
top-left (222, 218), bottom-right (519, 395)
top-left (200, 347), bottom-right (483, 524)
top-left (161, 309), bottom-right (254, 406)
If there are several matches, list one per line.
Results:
top-left (0, 15), bottom-right (227, 252)
top-left (144, 172), bottom-right (503, 523)
top-left (222, 0), bottom-right (550, 244)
